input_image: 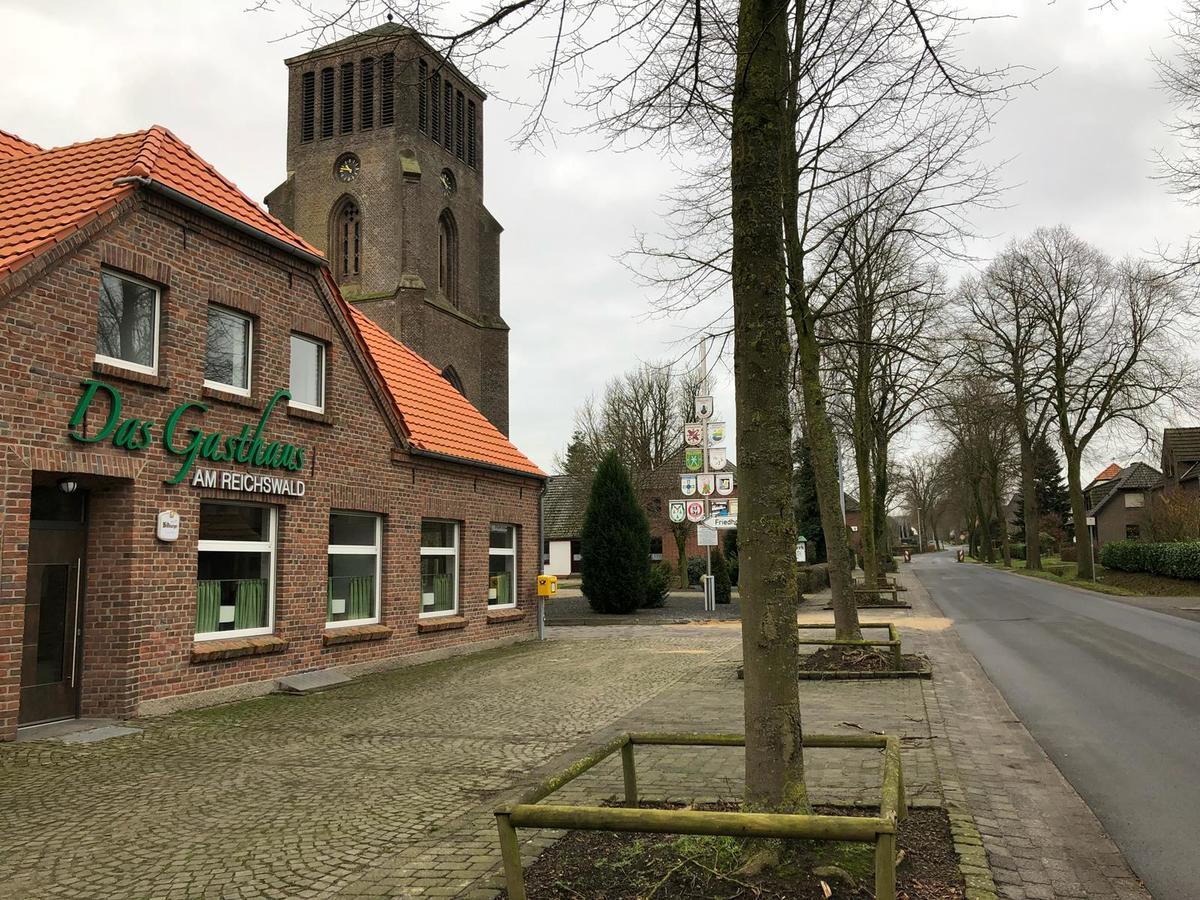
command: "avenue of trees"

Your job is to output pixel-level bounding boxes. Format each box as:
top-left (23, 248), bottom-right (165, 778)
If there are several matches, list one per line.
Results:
top-left (287, 0), bottom-right (1199, 826)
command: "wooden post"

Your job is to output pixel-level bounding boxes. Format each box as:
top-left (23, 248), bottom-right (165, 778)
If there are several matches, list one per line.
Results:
top-left (890, 641), bottom-right (902, 670)
top-left (621, 741), bottom-right (638, 806)
top-left (495, 811), bottom-right (525, 900)
top-left (874, 831), bottom-right (897, 900)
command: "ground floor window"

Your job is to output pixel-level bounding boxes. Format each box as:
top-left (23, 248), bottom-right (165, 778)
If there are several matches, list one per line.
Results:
top-left (196, 502), bottom-right (276, 639)
top-left (420, 520), bottom-right (458, 616)
top-left (1126, 523), bottom-right (1140, 540)
top-left (328, 512), bottom-right (381, 625)
top-left (488, 524), bottom-right (517, 607)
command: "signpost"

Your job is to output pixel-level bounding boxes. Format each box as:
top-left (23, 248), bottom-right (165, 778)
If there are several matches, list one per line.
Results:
top-left (669, 339), bottom-right (736, 613)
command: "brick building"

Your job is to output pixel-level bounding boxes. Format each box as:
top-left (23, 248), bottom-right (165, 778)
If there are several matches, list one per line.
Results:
top-left (265, 24), bottom-right (510, 433)
top-left (0, 125), bottom-right (543, 741)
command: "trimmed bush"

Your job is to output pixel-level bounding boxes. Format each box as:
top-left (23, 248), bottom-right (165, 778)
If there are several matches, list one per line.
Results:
top-left (711, 548), bottom-right (733, 604)
top-left (644, 562), bottom-right (672, 608)
top-left (1059, 544), bottom-right (1077, 563)
top-left (1010, 543), bottom-right (1026, 561)
top-left (1100, 540), bottom-right (1200, 580)
top-left (686, 555), bottom-right (706, 587)
top-left (581, 451), bottom-right (650, 614)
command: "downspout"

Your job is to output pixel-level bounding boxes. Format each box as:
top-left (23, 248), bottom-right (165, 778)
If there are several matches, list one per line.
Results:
top-left (538, 479), bottom-right (547, 640)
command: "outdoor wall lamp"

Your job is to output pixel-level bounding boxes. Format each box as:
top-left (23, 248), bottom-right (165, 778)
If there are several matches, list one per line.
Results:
top-left (57, 477), bottom-right (79, 494)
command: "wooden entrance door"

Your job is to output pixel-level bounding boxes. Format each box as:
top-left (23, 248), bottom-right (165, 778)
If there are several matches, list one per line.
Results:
top-left (20, 519), bottom-right (87, 725)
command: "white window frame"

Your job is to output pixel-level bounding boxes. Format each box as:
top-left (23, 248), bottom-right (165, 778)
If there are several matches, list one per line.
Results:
top-left (1124, 492), bottom-right (1145, 509)
top-left (289, 333), bottom-right (326, 413)
top-left (195, 503), bottom-right (277, 642)
top-left (419, 519), bottom-right (459, 618)
top-left (203, 304), bottom-right (253, 397)
top-left (95, 269), bottom-right (161, 376)
top-left (488, 523), bottom-right (518, 609)
top-left (327, 511), bottom-right (382, 628)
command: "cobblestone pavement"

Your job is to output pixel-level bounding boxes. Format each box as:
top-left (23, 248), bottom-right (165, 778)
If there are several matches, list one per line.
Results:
top-left (544, 590), bottom-right (743, 624)
top-left (0, 564), bottom-right (1148, 899)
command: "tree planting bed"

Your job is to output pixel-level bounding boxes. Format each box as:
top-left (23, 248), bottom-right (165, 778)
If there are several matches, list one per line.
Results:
top-left (503, 803), bottom-right (965, 899)
top-left (737, 624), bottom-right (930, 679)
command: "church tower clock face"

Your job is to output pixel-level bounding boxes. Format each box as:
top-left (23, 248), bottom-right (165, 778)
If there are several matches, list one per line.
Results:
top-left (334, 153), bottom-right (360, 183)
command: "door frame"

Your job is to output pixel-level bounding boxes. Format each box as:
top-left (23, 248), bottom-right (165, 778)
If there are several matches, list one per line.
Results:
top-left (19, 495), bottom-right (88, 726)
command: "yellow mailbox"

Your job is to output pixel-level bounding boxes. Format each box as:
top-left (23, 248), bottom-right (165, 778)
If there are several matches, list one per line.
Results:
top-left (536, 574), bottom-right (558, 597)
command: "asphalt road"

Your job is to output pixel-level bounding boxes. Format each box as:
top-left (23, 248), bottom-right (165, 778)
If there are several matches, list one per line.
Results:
top-left (914, 551), bottom-right (1200, 900)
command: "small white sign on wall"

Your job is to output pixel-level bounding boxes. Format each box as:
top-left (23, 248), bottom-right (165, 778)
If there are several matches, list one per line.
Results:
top-left (156, 509), bottom-right (180, 542)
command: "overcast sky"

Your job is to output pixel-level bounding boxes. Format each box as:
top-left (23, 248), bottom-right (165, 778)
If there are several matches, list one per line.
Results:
top-left (1, 0), bottom-right (1194, 476)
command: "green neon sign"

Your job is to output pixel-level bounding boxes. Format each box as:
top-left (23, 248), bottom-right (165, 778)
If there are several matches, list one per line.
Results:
top-left (67, 380), bottom-right (307, 485)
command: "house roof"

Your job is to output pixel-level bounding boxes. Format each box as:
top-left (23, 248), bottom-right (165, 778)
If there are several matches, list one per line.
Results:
top-left (1163, 428), bottom-right (1200, 464)
top-left (1088, 461), bottom-right (1162, 515)
top-left (0, 126), bottom-right (321, 280)
top-left (1091, 462), bottom-right (1122, 484)
top-left (0, 129), bottom-right (41, 161)
top-left (347, 305), bottom-right (544, 478)
top-left (543, 474), bottom-right (591, 540)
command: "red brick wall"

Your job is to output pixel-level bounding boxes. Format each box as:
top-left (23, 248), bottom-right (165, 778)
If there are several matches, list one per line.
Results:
top-left (0, 192), bottom-right (539, 740)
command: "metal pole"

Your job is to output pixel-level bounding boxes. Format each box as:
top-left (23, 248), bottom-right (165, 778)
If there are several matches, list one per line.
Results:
top-left (700, 337), bottom-right (713, 613)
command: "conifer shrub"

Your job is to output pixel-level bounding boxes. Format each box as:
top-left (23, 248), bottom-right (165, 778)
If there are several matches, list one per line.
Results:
top-left (581, 451), bottom-right (650, 614)
top-left (711, 548), bottom-right (733, 604)
top-left (644, 562), bottom-right (672, 608)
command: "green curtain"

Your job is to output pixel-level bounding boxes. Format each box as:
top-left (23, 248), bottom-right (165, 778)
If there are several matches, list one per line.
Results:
top-left (196, 580), bottom-right (221, 633)
top-left (349, 576), bottom-right (374, 619)
top-left (491, 572), bottom-right (511, 605)
top-left (234, 579), bottom-right (265, 630)
top-left (433, 573), bottom-right (453, 611)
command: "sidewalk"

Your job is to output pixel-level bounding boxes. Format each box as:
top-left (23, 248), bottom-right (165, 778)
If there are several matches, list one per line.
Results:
top-left (0, 568), bottom-right (1149, 898)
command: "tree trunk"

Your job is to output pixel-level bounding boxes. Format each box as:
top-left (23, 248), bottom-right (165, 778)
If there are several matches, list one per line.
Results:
top-left (672, 523), bottom-right (689, 589)
top-left (731, 0), bottom-right (807, 813)
top-left (873, 432), bottom-right (891, 571)
top-left (1063, 443), bottom-right (1094, 579)
top-left (853, 418), bottom-right (878, 589)
top-left (1018, 430), bottom-right (1041, 571)
top-left (991, 475), bottom-right (1012, 567)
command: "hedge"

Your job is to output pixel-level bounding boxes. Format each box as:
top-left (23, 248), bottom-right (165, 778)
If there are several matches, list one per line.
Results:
top-left (1010, 543), bottom-right (1026, 561)
top-left (1099, 540), bottom-right (1200, 580)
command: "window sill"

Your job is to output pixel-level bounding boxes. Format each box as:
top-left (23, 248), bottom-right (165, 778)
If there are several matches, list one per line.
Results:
top-left (191, 634), bottom-right (288, 663)
top-left (287, 404), bottom-right (333, 426)
top-left (203, 385), bottom-right (262, 410)
top-left (486, 607), bottom-right (525, 624)
top-left (323, 623), bottom-right (393, 646)
top-left (416, 615), bottom-right (467, 634)
top-left (93, 361), bottom-right (170, 391)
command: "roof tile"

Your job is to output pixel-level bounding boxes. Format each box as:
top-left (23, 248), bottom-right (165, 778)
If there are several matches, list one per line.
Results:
top-left (347, 305), bottom-right (544, 477)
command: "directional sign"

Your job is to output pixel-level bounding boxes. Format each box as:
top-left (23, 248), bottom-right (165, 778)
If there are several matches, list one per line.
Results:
top-left (705, 515), bottom-right (738, 530)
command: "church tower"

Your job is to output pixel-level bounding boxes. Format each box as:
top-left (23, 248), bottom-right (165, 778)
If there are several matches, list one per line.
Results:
top-left (267, 23), bottom-right (509, 433)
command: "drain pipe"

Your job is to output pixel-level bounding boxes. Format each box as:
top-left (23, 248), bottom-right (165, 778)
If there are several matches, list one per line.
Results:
top-left (537, 479), bottom-right (547, 640)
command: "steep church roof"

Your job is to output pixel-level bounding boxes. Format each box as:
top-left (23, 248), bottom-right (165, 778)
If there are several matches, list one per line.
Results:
top-left (0, 126), bottom-right (321, 280)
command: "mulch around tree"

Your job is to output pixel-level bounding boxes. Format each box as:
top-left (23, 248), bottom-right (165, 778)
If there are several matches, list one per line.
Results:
top-left (503, 803), bottom-right (965, 899)
top-left (799, 647), bottom-right (930, 676)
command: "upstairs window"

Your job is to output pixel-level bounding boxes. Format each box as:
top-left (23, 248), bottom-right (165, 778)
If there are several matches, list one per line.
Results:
top-left (300, 71), bottom-right (316, 143)
top-left (455, 90), bottom-right (465, 159)
top-left (438, 210), bottom-right (458, 306)
top-left (289, 334), bottom-right (325, 413)
top-left (467, 100), bottom-right (477, 167)
top-left (360, 57), bottom-right (375, 129)
top-left (204, 305), bottom-right (252, 396)
top-left (380, 53), bottom-right (395, 126)
top-left (340, 62), bottom-right (354, 134)
top-left (443, 80), bottom-right (453, 150)
top-left (333, 197), bottom-right (361, 280)
top-left (418, 60), bottom-right (429, 132)
top-left (96, 270), bottom-right (160, 375)
top-left (1124, 492), bottom-right (1145, 509)
top-left (320, 67), bottom-right (335, 138)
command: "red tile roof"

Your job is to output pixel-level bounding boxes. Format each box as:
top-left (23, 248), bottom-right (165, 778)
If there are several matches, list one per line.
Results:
top-left (347, 304), bottom-right (544, 477)
top-left (0, 129), bottom-right (41, 161)
top-left (0, 126), bottom-right (320, 278)
top-left (1092, 462), bottom-right (1122, 483)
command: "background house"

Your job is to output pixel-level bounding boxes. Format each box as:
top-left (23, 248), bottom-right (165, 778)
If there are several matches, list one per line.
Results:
top-left (1161, 428), bottom-right (1200, 496)
top-left (1087, 462), bottom-right (1162, 546)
